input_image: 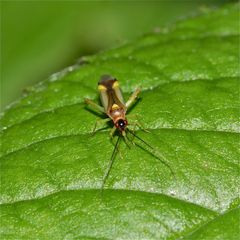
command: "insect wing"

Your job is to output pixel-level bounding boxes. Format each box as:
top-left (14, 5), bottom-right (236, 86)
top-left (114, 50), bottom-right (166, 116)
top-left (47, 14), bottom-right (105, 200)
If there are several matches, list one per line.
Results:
top-left (98, 82), bottom-right (109, 113)
top-left (98, 76), bottom-right (126, 114)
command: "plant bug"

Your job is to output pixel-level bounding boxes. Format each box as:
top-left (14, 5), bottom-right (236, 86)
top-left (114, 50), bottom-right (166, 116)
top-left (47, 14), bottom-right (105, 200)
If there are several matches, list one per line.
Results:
top-left (85, 75), bottom-right (173, 190)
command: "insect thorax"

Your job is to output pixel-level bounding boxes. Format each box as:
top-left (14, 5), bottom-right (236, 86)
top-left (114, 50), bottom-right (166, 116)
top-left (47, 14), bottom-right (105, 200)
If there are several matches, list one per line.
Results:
top-left (109, 104), bottom-right (125, 120)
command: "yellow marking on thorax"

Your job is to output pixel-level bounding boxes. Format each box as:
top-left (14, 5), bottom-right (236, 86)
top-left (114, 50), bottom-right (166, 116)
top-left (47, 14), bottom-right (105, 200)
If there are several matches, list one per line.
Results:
top-left (98, 84), bottom-right (107, 91)
top-left (112, 104), bottom-right (119, 110)
top-left (112, 81), bottom-right (119, 89)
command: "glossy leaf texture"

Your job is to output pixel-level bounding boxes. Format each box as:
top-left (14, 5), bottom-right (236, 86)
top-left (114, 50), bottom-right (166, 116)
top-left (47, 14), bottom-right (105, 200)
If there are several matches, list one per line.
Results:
top-left (0, 4), bottom-right (239, 240)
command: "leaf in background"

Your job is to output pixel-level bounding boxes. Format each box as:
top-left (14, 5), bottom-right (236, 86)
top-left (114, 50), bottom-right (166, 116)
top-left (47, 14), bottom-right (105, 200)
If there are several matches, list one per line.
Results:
top-left (0, 3), bottom-right (239, 240)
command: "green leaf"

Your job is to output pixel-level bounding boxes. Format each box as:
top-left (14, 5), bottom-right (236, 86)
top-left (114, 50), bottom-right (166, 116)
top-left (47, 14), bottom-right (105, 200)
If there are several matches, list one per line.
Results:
top-left (1, 3), bottom-right (239, 240)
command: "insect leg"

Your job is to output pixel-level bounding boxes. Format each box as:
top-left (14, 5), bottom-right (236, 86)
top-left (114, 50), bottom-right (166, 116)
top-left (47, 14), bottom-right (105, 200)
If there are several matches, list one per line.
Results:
top-left (84, 98), bottom-right (105, 113)
top-left (110, 134), bottom-right (123, 160)
top-left (109, 126), bottom-right (117, 139)
top-left (92, 118), bottom-right (111, 135)
top-left (128, 114), bottom-right (150, 133)
top-left (125, 87), bottom-right (141, 109)
top-left (122, 131), bottom-right (132, 148)
top-left (101, 136), bottom-right (121, 190)
top-left (109, 127), bottom-right (124, 158)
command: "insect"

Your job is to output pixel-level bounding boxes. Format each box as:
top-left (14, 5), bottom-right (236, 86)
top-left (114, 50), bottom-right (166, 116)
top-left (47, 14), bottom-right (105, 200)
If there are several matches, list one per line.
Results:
top-left (85, 75), bottom-right (172, 189)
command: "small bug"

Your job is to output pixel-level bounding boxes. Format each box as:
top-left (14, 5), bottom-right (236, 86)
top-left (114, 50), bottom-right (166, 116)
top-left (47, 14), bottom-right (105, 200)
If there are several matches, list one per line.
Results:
top-left (85, 75), bottom-right (141, 136)
top-left (85, 75), bottom-right (172, 189)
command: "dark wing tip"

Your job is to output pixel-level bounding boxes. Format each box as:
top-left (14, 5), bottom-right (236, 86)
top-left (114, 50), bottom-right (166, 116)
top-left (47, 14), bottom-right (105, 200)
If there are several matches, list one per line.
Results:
top-left (99, 74), bottom-right (116, 85)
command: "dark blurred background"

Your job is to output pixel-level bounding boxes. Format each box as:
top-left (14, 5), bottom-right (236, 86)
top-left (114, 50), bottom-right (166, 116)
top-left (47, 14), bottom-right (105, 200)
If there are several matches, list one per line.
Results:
top-left (1, 0), bottom-right (232, 110)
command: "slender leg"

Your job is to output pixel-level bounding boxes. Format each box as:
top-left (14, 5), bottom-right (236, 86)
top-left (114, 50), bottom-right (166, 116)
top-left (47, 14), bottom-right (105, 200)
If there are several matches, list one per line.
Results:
top-left (110, 127), bottom-right (124, 158)
top-left (122, 131), bottom-right (132, 148)
top-left (84, 98), bottom-right (105, 113)
top-left (92, 118), bottom-right (111, 135)
top-left (101, 136), bottom-right (121, 191)
top-left (127, 114), bottom-right (150, 133)
top-left (109, 126), bottom-right (117, 139)
top-left (125, 121), bottom-right (139, 144)
top-left (110, 132), bottom-right (123, 160)
top-left (125, 87), bottom-right (141, 109)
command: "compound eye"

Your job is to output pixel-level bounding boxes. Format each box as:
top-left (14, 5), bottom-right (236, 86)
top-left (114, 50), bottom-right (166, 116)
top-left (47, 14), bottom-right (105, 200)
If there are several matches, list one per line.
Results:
top-left (117, 119), bottom-right (126, 130)
top-left (118, 119), bottom-right (125, 128)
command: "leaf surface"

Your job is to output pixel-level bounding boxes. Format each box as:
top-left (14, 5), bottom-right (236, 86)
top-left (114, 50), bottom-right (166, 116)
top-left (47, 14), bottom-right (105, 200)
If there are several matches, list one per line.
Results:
top-left (0, 4), bottom-right (239, 240)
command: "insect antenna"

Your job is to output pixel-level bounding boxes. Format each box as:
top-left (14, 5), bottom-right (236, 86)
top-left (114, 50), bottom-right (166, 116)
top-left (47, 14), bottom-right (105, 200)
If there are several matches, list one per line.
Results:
top-left (101, 135), bottom-right (121, 191)
top-left (127, 128), bottom-right (153, 149)
top-left (126, 129), bottom-right (175, 177)
top-left (121, 131), bottom-right (132, 149)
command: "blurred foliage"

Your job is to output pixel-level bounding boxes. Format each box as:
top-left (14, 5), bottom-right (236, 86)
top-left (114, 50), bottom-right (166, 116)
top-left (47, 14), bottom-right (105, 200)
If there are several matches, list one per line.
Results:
top-left (0, 0), bottom-right (233, 109)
